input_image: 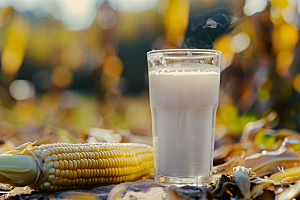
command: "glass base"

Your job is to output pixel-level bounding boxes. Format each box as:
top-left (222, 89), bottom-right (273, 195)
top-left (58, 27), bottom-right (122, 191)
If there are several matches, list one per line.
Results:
top-left (155, 173), bottom-right (211, 187)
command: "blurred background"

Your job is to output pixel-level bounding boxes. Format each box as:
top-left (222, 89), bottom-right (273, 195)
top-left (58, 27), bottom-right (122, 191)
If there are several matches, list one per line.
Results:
top-left (0, 0), bottom-right (299, 149)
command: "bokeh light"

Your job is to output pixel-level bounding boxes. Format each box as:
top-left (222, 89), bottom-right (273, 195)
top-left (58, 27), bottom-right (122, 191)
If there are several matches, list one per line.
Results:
top-left (60, 90), bottom-right (80, 109)
top-left (276, 50), bottom-right (294, 77)
top-left (9, 80), bottom-right (35, 101)
top-left (97, 9), bottom-right (117, 30)
top-left (51, 66), bottom-right (73, 88)
top-left (293, 74), bottom-right (300, 93)
top-left (273, 23), bottom-right (299, 53)
top-left (0, 0), bottom-right (299, 154)
top-left (243, 0), bottom-right (268, 16)
top-left (103, 55), bottom-right (123, 77)
top-left (213, 35), bottom-right (234, 71)
top-left (1, 14), bottom-right (29, 75)
top-left (230, 32), bottom-right (251, 53)
top-left (109, 0), bottom-right (160, 12)
top-left (57, 0), bottom-right (97, 30)
top-left (164, 0), bottom-right (189, 47)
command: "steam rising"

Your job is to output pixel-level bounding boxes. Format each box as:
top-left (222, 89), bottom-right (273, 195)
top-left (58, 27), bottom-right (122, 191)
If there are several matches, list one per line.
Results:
top-left (203, 14), bottom-right (238, 30)
top-left (203, 18), bottom-right (220, 29)
top-left (183, 9), bottom-right (240, 49)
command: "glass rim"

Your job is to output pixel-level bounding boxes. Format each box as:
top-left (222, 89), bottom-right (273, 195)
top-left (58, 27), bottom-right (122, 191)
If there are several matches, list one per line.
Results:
top-left (147, 49), bottom-right (222, 56)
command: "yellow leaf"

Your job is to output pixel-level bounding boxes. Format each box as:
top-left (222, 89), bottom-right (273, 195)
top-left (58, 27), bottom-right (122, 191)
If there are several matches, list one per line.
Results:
top-left (3, 141), bottom-right (34, 155)
top-left (1, 14), bottom-right (30, 75)
top-left (270, 166), bottom-right (300, 181)
top-left (278, 181), bottom-right (300, 200)
top-left (164, 0), bottom-right (189, 47)
top-left (293, 74), bottom-right (300, 93)
top-left (108, 185), bottom-right (126, 200)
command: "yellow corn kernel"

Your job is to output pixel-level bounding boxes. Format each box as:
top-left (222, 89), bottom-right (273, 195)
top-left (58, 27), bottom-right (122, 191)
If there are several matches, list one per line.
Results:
top-left (0, 142), bottom-right (153, 192)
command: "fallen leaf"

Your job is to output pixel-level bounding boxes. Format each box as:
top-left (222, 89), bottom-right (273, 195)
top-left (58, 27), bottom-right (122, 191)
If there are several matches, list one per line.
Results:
top-left (214, 153), bottom-right (245, 173)
top-left (108, 185), bottom-right (126, 200)
top-left (63, 193), bottom-right (101, 200)
top-left (245, 147), bottom-right (300, 176)
top-left (270, 166), bottom-right (300, 181)
top-left (278, 181), bottom-right (300, 200)
top-left (233, 166), bottom-right (252, 199)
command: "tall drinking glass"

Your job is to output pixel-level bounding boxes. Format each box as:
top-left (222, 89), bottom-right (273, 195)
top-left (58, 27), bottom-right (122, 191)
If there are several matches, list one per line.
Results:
top-left (147, 49), bottom-right (222, 186)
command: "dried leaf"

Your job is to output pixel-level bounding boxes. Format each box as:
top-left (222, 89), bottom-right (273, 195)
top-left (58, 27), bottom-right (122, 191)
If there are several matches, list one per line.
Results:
top-left (107, 185), bottom-right (126, 200)
top-left (213, 144), bottom-right (242, 160)
top-left (270, 166), bottom-right (300, 181)
top-left (214, 142), bottom-right (261, 164)
top-left (277, 129), bottom-right (300, 140)
top-left (233, 166), bottom-right (252, 199)
top-left (3, 141), bottom-right (34, 155)
top-left (63, 193), bottom-right (101, 200)
top-left (240, 111), bottom-right (277, 143)
top-left (245, 147), bottom-right (300, 176)
top-left (281, 137), bottom-right (300, 151)
top-left (251, 157), bottom-right (300, 174)
top-left (214, 153), bottom-right (246, 174)
top-left (250, 181), bottom-right (273, 198)
top-left (282, 176), bottom-right (300, 183)
top-left (278, 181), bottom-right (300, 200)
top-left (121, 187), bottom-right (166, 200)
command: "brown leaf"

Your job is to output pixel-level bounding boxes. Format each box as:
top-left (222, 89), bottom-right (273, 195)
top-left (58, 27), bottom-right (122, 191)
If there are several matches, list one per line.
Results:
top-left (214, 153), bottom-right (246, 174)
top-left (278, 181), bottom-right (300, 200)
top-left (270, 166), bottom-right (300, 182)
top-left (214, 142), bottom-right (261, 165)
top-left (245, 147), bottom-right (300, 177)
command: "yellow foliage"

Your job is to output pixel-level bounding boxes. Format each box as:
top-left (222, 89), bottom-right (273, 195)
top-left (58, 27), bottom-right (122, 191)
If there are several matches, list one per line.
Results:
top-left (272, 23), bottom-right (299, 52)
top-left (270, 0), bottom-right (289, 8)
top-left (103, 55), bottom-right (123, 77)
top-left (26, 27), bottom-right (51, 65)
top-left (61, 42), bottom-right (84, 70)
top-left (276, 50), bottom-right (294, 77)
top-left (257, 88), bottom-right (270, 103)
top-left (164, 0), bottom-right (189, 47)
top-left (214, 34), bottom-right (233, 54)
top-left (51, 66), bottom-right (73, 88)
top-left (213, 35), bottom-right (234, 69)
top-left (293, 74), bottom-right (300, 93)
top-left (1, 14), bottom-right (30, 75)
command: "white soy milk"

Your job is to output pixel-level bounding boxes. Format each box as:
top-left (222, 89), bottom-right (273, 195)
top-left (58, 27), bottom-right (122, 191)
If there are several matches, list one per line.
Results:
top-left (149, 64), bottom-right (220, 177)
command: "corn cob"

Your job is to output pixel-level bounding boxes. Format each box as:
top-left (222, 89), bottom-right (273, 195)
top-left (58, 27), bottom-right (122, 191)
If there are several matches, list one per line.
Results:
top-left (0, 142), bottom-right (154, 191)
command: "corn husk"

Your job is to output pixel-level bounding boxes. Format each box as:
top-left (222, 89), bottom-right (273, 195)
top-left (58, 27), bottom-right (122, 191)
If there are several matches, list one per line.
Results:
top-left (0, 142), bottom-right (37, 187)
top-left (4, 142), bottom-right (34, 155)
top-left (0, 154), bottom-right (37, 186)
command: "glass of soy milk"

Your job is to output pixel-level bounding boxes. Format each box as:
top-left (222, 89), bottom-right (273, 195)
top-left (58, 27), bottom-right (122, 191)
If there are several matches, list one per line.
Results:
top-left (147, 49), bottom-right (222, 186)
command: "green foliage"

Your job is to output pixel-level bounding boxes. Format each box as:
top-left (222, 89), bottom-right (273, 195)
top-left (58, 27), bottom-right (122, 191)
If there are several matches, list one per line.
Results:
top-left (254, 129), bottom-right (277, 147)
